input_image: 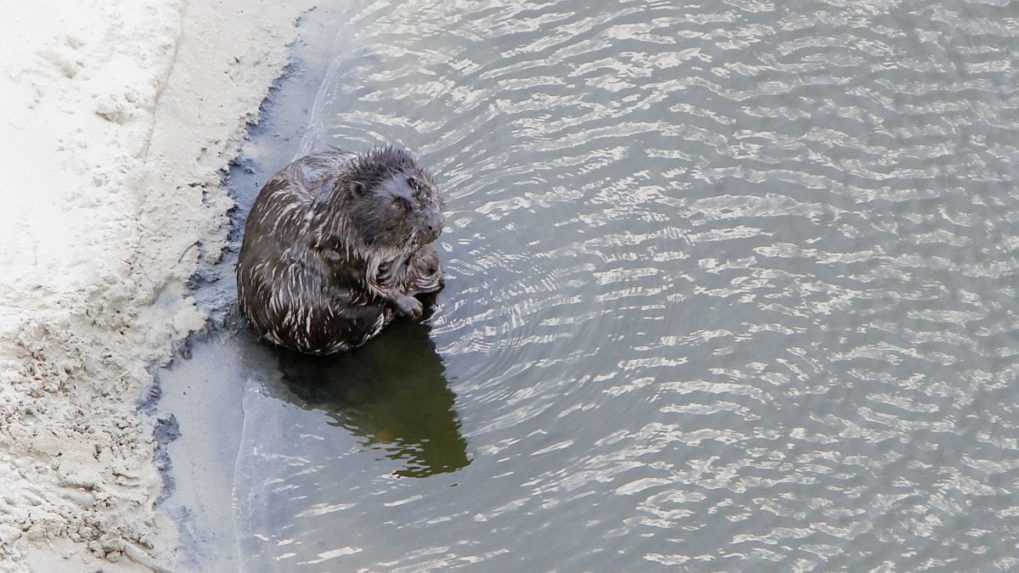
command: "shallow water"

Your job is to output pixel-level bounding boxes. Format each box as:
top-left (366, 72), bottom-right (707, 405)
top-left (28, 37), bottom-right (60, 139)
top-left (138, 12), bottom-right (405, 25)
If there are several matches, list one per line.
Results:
top-left (159, 0), bottom-right (1019, 571)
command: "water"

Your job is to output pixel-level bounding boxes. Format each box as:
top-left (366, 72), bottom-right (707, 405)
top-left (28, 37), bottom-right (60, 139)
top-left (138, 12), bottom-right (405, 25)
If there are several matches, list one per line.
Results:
top-left (157, 0), bottom-right (1019, 571)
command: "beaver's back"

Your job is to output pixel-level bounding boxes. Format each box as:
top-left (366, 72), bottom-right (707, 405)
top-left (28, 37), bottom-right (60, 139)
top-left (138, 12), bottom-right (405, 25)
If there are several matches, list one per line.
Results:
top-left (243, 150), bottom-right (355, 246)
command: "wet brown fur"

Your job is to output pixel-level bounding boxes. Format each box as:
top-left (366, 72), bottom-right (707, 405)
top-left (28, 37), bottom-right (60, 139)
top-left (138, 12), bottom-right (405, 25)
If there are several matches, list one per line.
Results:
top-left (236, 146), bottom-right (444, 355)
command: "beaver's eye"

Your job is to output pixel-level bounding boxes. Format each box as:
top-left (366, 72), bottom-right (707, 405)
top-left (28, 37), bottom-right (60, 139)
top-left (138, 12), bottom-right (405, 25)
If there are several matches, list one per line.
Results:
top-left (407, 176), bottom-right (420, 191)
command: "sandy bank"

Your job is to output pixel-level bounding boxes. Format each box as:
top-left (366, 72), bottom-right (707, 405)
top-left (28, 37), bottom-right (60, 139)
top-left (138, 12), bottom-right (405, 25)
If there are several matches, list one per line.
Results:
top-left (0, 1), bottom-right (315, 570)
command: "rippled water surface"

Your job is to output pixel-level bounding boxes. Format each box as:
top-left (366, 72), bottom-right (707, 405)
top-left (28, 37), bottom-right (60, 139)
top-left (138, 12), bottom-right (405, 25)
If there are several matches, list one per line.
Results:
top-left (160, 0), bottom-right (1019, 571)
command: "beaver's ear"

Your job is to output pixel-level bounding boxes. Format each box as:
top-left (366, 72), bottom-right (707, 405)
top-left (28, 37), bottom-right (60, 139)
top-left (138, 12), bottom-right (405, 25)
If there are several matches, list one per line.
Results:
top-left (350, 181), bottom-right (367, 196)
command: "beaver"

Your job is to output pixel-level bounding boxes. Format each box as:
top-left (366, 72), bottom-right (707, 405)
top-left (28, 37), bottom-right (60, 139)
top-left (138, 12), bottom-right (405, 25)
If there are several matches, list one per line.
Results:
top-left (236, 146), bottom-right (444, 355)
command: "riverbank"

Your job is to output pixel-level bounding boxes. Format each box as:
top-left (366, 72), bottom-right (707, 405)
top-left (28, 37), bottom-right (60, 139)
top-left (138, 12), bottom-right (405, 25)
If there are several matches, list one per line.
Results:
top-left (0, 1), bottom-right (315, 570)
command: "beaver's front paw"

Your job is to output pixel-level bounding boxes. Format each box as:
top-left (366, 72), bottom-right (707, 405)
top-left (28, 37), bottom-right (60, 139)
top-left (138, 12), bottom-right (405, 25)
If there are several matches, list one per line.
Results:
top-left (394, 295), bottom-right (423, 319)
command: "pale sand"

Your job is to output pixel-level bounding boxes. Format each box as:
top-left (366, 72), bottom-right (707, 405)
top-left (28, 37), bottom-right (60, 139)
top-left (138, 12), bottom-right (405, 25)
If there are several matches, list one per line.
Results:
top-left (0, 1), bottom-right (315, 570)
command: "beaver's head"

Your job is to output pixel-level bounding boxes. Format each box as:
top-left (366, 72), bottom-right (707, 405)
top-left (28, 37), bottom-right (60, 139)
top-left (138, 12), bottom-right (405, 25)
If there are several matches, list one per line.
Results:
top-left (343, 147), bottom-right (444, 252)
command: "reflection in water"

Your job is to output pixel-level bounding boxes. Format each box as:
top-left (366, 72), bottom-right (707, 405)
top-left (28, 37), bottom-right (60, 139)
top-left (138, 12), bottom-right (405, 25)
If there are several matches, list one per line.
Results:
top-left (274, 312), bottom-right (470, 478)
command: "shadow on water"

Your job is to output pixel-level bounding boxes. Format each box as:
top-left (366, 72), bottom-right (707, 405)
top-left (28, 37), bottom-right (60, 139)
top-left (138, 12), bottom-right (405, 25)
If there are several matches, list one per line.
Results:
top-left (157, 304), bottom-right (471, 570)
top-left (273, 312), bottom-right (471, 479)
